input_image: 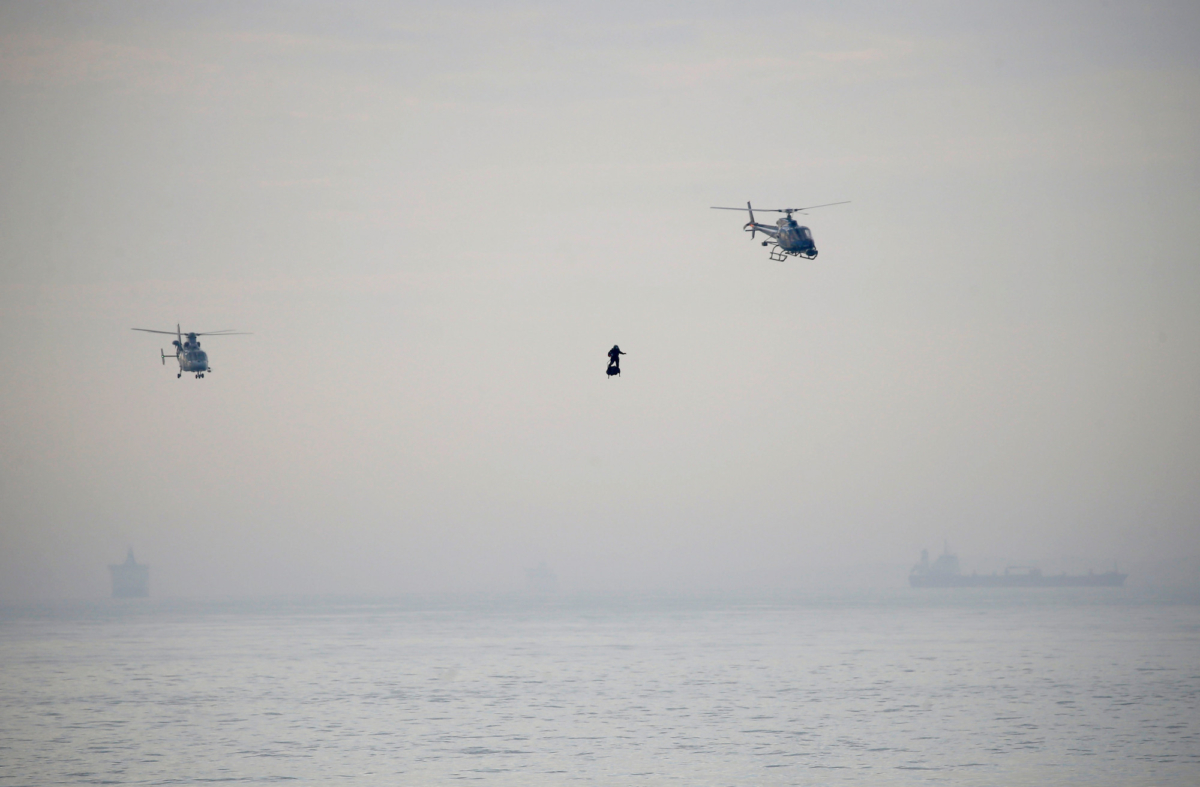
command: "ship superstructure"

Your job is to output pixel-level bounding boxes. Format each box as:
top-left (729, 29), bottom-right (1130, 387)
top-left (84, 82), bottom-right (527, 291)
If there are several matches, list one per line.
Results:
top-left (109, 548), bottom-right (150, 598)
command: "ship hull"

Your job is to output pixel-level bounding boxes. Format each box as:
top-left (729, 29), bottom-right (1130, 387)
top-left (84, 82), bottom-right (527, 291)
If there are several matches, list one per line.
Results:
top-left (910, 572), bottom-right (1127, 588)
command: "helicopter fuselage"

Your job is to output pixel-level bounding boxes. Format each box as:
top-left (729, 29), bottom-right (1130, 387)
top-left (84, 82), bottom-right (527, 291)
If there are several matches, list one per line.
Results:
top-left (176, 348), bottom-right (209, 372)
top-left (749, 217), bottom-right (818, 258)
top-left (169, 337), bottom-right (211, 374)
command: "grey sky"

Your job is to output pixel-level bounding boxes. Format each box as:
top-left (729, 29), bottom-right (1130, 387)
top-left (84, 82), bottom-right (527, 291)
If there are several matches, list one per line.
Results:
top-left (1, 1), bottom-right (1198, 599)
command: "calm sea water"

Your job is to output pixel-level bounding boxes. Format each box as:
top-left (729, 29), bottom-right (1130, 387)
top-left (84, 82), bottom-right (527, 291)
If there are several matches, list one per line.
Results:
top-left (1, 591), bottom-right (1197, 786)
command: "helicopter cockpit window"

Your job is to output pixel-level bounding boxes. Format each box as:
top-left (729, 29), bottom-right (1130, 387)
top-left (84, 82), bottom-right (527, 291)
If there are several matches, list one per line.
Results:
top-left (800, 227), bottom-right (813, 240)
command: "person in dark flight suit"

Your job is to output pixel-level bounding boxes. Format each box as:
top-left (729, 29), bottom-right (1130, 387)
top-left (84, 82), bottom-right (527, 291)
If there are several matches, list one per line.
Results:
top-left (607, 345), bottom-right (625, 372)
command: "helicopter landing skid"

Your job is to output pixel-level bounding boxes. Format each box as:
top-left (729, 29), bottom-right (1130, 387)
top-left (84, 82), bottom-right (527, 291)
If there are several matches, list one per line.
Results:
top-left (768, 247), bottom-right (817, 262)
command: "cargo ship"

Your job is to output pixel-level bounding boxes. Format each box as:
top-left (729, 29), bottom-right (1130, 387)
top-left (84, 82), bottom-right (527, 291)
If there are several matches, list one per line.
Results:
top-left (909, 548), bottom-right (1126, 588)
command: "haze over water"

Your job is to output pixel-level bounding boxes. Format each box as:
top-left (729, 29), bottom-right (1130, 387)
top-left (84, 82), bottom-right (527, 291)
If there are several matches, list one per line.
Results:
top-left (2, 0), bottom-right (1198, 600)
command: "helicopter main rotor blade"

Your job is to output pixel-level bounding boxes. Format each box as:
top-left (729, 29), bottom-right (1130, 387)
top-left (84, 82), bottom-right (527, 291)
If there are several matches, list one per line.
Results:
top-left (714, 206), bottom-right (793, 215)
top-left (713, 201), bottom-right (850, 214)
top-left (784, 201), bottom-right (851, 212)
top-left (133, 328), bottom-right (252, 336)
top-left (714, 206), bottom-right (795, 214)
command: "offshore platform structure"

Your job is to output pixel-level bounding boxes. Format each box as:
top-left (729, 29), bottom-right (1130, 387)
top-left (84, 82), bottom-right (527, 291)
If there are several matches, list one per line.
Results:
top-left (109, 548), bottom-right (150, 598)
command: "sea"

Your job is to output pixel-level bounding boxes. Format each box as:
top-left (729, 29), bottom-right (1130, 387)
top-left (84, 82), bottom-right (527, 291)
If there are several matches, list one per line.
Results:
top-left (1, 590), bottom-right (1197, 786)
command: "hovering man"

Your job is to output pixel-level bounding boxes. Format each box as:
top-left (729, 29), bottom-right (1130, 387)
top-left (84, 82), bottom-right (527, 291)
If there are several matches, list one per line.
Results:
top-left (607, 344), bottom-right (625, 373)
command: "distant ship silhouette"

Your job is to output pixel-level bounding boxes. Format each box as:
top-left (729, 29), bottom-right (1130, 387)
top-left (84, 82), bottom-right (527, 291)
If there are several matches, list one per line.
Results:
top-left (909, 547), bottom-right (1126, 588)
top-left (109, 548), bottom-right (150, 598)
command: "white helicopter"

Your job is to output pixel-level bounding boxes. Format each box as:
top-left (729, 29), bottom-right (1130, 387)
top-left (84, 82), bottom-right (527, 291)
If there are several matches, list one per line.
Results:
top-left (712, 200), bottom-right (849, 261)
top-left (132, 324), bottom-right (250, 379)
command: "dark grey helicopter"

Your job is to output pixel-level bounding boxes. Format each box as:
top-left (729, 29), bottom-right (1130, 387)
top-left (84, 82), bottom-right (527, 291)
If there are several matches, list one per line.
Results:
top-left (132, 324), bottom-right (250, 379)
top-left (712, 201), bottom-right (849, 261)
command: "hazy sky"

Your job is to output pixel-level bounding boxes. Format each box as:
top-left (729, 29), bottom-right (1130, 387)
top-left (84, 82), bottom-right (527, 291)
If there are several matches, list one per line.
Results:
top-left (2, 1), bottom-right (1198, 599)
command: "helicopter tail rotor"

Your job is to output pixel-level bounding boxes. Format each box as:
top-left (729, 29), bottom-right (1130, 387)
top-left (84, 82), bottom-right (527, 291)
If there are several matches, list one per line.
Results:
top-left (712, 202), bottom-right (765, 239)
